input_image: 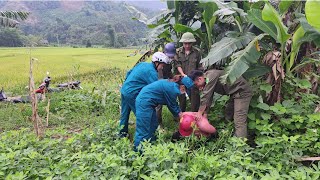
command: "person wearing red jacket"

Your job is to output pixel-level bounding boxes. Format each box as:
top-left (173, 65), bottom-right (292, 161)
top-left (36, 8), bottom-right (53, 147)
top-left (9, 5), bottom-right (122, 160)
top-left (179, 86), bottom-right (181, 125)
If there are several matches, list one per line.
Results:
top-left (172, 112), bottom-right (217, 140)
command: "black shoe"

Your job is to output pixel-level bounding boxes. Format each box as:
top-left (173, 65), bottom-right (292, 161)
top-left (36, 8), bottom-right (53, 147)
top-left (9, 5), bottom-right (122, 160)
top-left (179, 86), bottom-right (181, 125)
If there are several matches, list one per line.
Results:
top-left (119, 132), bottom-right (129, 138)
top-left (207, 132), bottom-right (219, 141)
top-left (171, 131), bottom-right (182, 142)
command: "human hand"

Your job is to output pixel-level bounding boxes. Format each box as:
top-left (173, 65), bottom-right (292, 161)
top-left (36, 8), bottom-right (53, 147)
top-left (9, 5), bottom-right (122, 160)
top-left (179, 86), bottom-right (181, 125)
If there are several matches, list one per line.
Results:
top-left (195, 112), bottom-right (202, 122)
top-left (178, 112), bottom-right (183, 119)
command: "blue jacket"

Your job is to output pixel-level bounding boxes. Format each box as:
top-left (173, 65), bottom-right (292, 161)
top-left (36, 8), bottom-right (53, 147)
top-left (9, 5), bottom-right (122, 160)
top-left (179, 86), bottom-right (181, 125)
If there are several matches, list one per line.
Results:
top-left (121, 62), bottom-right (158, 99)
top-left (136, 79), bottom-right (182, 117)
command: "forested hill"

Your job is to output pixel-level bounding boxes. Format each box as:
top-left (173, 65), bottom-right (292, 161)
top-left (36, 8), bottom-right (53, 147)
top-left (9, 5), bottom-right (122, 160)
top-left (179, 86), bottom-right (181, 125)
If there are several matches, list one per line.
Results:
top-left (0, 1), bottom-right (162, 47)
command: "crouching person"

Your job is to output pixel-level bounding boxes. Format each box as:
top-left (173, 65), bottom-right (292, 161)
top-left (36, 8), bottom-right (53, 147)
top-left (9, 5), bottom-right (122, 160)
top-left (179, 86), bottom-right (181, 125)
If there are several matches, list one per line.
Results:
top-left (172, 112), bottom-right (217, 141)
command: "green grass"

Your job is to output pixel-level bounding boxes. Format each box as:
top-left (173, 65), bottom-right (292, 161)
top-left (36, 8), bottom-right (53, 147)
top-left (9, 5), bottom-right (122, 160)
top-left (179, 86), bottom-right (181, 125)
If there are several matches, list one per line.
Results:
top-left (0, 47), bottom-right (141, 90)
top-left (0, 47), bottom-right (175, 134)
top-left (0, 47), bottom-right (144, 131)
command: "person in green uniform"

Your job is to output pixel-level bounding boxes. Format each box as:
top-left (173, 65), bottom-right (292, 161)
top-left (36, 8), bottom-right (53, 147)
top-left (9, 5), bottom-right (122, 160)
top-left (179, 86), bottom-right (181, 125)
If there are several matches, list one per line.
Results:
top-left (175, 32), bottom-right (202, 112)
top-left (196, 69), bottom-right (253, 138)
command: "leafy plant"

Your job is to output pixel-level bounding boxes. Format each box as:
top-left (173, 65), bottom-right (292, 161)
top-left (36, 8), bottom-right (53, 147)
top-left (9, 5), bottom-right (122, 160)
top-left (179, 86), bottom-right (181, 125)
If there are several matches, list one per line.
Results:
top-left (201, 32), bottom-right (256, 69)
top-left (221, 33), bottom-right (266, 84)
top-left (0, 11), bottom-right (29, 27)
top-left (305, 0), bottom-right (320, 32)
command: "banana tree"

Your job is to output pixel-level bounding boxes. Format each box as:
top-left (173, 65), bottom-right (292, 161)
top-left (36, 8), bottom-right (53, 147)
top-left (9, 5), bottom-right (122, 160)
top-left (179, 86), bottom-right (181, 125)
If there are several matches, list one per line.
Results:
top-left (192, 1), bottom-right (301, 84)
top-left (127, 0), bottom-right (244, 55)
top-left (248, 1), bottom-right (320, 73)
top-left (125, 1), bottom-right (200, 50)
top-left (261, 3), bottom-right (290, 70)
top-left (220, 33), bottom-right (267, 84)
top-left (246, 0), bottom-right (320, 103)
top-left (200, 1), bottom-right (272, 84)
top-left (289, 14), bottom-right (320, 73)
top-left (244, 1), bottom-right (292, 104)
top-left (0, 11), bottom-right (29, 27)
top-left (198, 1), bottom-right (218, 53)
top-left (173, 0), bottom-right (221, 54)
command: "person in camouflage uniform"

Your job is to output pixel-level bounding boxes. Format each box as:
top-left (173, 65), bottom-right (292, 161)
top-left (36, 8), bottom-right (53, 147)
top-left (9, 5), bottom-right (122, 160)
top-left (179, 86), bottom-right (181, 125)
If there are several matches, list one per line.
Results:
top-left (175, 32), bottom-right (202, 112)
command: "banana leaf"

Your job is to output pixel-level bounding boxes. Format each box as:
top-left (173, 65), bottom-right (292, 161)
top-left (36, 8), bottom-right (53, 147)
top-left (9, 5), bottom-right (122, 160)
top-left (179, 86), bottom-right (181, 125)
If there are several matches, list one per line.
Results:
top-left (0, 11), bottom-right (29, 27)
top-left (242, 63), bottom-right (271, 80)
top-left (279, 1), bottom-right (293, 15)
top-left (200, 32), bottom-right (256, 67)
top-left (247, 9), bottom-right (277, 41)
top-left (262, 3), bottom-right (290, 44)
top-left (289, 26), bottom-right (305, 71)
top-left (305, 0), bottom-right (320, 32)
top-left (220, 34), bottom-right (266, 84)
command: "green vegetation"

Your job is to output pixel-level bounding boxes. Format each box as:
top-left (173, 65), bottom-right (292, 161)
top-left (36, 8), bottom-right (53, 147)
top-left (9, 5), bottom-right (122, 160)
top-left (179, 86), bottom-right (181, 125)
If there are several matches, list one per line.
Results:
top-left (135, 0), bottom-right (320, 101)
top-left (0, 47), bottom-right (140, 132)
top-left (0, 47), bottom-right (138, 91)
top-left (0, 11), bottom-right (29, 28)
top-left (0, 1), bottom-right (156, 47)
top-left (1, 47), bottom-right (320, 179)
top-left (1, 0), bottom-right (320, 179)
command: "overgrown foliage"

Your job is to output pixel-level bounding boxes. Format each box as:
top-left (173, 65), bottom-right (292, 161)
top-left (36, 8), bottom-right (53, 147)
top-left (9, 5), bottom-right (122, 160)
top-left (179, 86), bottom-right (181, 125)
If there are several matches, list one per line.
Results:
top-left (0, 82), bottom-right (319, 179)
top-left (1, 0), bottom-right (320, 179)
top-left (1, 60), bottom-right (319, 179)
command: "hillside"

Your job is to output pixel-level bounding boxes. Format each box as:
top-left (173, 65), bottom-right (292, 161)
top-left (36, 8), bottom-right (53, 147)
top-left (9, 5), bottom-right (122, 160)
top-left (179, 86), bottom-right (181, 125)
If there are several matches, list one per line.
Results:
top-left (0, 1), bottom-right (162, 47)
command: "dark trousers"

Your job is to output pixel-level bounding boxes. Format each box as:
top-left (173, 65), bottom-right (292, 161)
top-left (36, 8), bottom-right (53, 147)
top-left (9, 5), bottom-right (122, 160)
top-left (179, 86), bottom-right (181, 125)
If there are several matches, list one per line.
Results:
top-left (156, 105), bottom-right (163, 127)
top-left (178, 86), bottom-right (200, 112)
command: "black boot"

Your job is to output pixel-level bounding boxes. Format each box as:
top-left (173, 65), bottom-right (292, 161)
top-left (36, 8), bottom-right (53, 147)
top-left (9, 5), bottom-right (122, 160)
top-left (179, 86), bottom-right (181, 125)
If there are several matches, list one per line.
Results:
top-left (207, 131), bottom-right (219, 141)
top-left (171, 131), bottom-right (182, 142)
top-left (119, 132), bottom-right (129, 138)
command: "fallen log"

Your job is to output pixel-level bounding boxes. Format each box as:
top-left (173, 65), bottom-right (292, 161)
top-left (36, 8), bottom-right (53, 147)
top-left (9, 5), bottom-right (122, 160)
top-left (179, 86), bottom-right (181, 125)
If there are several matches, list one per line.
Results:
top-left (297, 157), bottom-right (320, 161)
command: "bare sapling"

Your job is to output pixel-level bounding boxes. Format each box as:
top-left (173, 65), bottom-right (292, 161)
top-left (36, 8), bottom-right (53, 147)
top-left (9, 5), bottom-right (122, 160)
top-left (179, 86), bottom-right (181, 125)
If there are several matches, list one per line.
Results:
top-left (46, 96), bottom-right (50, 127)
top-left (29, 57), bottom-right (44, 137)
top-left (45, 71), bottom-right (50, 127)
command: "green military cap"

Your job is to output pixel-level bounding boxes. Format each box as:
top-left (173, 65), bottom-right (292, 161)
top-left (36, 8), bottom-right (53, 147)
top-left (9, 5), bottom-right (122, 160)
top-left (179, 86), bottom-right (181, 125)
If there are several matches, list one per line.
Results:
top-left (179, 32), bottom-right (196, 43)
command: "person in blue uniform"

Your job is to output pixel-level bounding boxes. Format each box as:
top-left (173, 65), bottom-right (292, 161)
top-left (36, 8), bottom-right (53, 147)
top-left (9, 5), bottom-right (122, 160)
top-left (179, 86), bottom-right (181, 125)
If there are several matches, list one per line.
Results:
top-left (119, 52), bottom-right (172, 137)
top-left (157, 42), bottom-right (176, 127)
top-left (134, 71), bottom-right (206, 151)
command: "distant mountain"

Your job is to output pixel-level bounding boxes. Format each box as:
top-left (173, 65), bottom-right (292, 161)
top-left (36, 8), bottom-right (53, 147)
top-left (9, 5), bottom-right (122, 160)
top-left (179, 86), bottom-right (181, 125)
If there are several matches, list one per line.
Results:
top-left (0, 0), bottom-right (163, 47)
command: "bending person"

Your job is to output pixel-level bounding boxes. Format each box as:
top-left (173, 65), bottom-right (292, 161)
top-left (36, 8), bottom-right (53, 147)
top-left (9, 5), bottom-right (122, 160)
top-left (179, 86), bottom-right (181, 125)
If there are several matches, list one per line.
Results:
top-left (119, 52), bottom-right (171, 137)
top-left (196, 69), bottom-right (253, 138)
top-left (134, 73), bottom-right (206, 151)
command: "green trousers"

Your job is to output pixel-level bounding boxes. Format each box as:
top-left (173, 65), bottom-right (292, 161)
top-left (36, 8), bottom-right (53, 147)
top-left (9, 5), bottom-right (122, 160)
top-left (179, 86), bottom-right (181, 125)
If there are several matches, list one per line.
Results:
top-left (225, 93), bottom-right (252, 138)
top-left (201, 69), bottom-right (252, 138)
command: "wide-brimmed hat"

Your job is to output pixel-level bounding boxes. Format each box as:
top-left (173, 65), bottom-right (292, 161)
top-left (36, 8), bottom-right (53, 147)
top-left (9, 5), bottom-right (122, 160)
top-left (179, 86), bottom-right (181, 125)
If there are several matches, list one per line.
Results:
top-left (179, 32), bottom-right (196, 43)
